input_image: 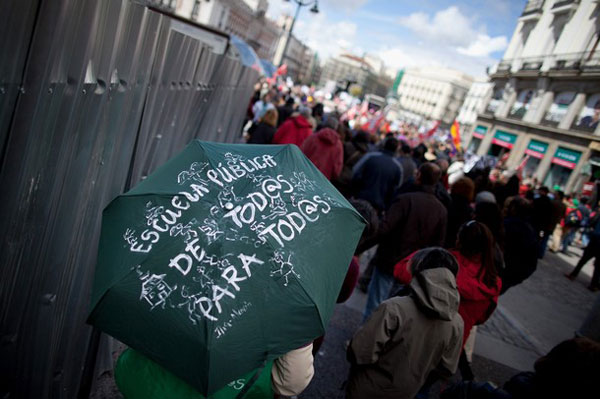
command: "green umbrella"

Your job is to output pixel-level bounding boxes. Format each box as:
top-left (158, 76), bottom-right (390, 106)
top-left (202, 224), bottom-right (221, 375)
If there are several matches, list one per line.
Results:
top-left (88, 141), bottom-right (365, 396)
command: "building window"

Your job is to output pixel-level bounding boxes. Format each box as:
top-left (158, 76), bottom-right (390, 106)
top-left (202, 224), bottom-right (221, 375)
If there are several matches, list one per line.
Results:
top-left (541, 91), bottom-right (576, 126)
top-left (572, 93), bottom-right (600, 132)
top-left (509, 89), bottom-right (535, 120)
top-left (486, 88), bottom-right (504, 114)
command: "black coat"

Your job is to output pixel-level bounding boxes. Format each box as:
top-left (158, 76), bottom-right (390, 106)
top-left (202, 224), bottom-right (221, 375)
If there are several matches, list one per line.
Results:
top-left (359, 187), bottom-right (447, 275)
top-left (445, 194), bottom-right (473, 248)
top-left (246, 122), bottom-right (276, 144)
top-left (501, 217), bottom-right (538, 293)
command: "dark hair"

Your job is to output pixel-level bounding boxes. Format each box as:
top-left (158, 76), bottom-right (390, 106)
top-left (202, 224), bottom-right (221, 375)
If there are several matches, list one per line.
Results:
top-left (401, 143), bottom-right (411, 154)
top-left (410, 247), bottom-right (459, 277)
top-left (539, 186), bottom-right (549, 194)
top-left (580, 196), bottom-right (589, 205)
top-left (312, 103), bottom-right (324, 118)
top-left (418, 162), bottom-right (442, 186)
top-left (475, 201), bottom-right (504, 246)
top-left (349, 198), bottom-right (379, 251)
top-left (555, 190), bottom-right (565, 200)
top-left (383, 137), bottom-right (399, 153)
top-left (504, 196), bottom-right (532, 219)
top-left (451, 177), bottom-right (475, 202)
top-left (456, 221), bottom-right (497, 288)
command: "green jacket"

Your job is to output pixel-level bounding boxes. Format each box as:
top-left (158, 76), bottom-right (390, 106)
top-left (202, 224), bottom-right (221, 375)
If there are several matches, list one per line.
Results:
top-left (115, 348), bottom-right (274, 399)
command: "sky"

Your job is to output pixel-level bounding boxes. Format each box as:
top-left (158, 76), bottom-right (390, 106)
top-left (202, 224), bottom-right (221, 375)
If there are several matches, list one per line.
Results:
top-left (266, 0), bottom-right (528, 78)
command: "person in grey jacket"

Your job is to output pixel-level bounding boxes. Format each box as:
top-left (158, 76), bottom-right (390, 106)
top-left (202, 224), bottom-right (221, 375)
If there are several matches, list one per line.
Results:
top-left (346, 248), bottom-right (464, 399)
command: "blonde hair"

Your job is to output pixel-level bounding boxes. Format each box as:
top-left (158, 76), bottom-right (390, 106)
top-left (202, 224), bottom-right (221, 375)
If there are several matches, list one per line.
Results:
top-left (261, 108), bottom-right (278, 127)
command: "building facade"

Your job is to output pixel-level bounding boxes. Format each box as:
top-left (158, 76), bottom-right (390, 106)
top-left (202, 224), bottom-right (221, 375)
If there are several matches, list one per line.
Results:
top-left (395, 67), bottom-right (474, 125)
top-left (319, 54), bottom-right (392, 97)
top-left (175, 0), bottom-right (280, 61)
top-left (457, 79), bottom-right (494, 144)
top-left (468, 0), bottom-right (600, 194)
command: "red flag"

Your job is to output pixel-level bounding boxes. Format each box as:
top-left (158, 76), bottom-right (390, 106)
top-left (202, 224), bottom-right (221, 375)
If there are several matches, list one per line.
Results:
top-left (426, 121), bottom-right (440, 137)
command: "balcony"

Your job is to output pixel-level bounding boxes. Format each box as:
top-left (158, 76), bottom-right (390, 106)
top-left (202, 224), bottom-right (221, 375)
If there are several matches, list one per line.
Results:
top-left (552, 0), bottom-right (579, 14)
top-left (521, 0), bottom-right (545, 20)
top-left (488, 51), bottom-right (600, 78)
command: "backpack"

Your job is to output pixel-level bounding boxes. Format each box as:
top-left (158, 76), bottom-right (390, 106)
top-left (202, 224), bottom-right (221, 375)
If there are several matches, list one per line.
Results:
top-left (565, 209), bottom-right (582, 227)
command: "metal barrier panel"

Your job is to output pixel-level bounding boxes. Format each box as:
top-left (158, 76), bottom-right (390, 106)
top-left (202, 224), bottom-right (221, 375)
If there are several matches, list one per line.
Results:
top-left (0, 0), bottom-right (258, 397)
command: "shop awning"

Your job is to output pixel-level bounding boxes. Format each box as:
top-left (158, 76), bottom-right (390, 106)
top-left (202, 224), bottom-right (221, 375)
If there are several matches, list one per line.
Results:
top-left (473, 125), bottom-right (488, 139)
top-left (551, 147), bottom-right (582, 170)
top-left (491, 130), bottom-right (517, 149)
top-left (524, 139), bottom-right (548, 159)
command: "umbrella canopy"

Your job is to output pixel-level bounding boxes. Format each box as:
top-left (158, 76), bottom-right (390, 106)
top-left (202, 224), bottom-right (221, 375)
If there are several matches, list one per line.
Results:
top-left (88, 141), bottom-right (365, 395)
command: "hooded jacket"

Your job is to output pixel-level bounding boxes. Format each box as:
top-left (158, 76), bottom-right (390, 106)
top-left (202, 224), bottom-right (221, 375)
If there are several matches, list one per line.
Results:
top-left (271, 114), bottom-right (313, 147)
top-left (395, 250), bottom-right (501, 344)
top-left (347, 268), bottom-right (463, 399)
top-left (300, 128), bottom-right (343, 180)
top-left (452, 250), bottom-right (502, 344)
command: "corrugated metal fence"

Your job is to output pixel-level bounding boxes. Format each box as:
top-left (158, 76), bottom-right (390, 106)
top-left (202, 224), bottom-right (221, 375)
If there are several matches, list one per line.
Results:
top-left (0, 0), bottom-right (258, 397)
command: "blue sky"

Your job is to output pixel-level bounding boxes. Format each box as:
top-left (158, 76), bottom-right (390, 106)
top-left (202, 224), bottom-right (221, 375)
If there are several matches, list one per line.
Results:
top-left (267, 0), bottom-right (528, 77)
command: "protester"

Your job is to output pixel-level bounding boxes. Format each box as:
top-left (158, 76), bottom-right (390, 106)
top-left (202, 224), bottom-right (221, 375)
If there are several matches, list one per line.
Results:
top-left (565, 207), bottom-right (600, 291)
top-left (397, 143), bottom-right (417, 186)
top-left (276, 97), bottom-right (295, 127)
top-left (271, 106), bottom-right (313, 147)
top-left (300, 117), bottom-right (343, 180)
top-left (446, 177), bottom-right (475, 248)
top-left (548, 190), bottom-right (566, 252)
top-left (346, 248), bottom-right (463, 399)
top-left (395, 221), bottom-right (502, 380)
top-left (501, 196), bottom-right (538, 294)
top-left (561, 197), bottom-right (583, 254)
top-left (441, 337), bottom-right (600, 399)
top-left (246, 108), bottom-right (278, 144)
top-left (358, 162), bottom-right (447, 321)
top-left (351, 136), bottom-right (403, 214)
top-left (333, 130), bottom-right (369, 197)
top-left (531, 186), bottom-right (554, 258)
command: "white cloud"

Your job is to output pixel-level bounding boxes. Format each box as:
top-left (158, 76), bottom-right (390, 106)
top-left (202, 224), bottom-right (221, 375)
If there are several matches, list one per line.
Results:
top-left (397, 6), bottom-right (508, 58)
top-left (458, 34), bottom-right (508, 57)
top-left (294, 14), bottom-right (358, 59)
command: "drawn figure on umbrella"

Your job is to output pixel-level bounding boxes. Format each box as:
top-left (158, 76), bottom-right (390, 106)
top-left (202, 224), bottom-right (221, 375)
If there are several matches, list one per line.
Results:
top-left (192, 265), bottom-right (214, 289)
top-left (218, 185), bottom-right (242, 210)
top-left (177, 161), bottom-right (209, 185)
top-left (290, 172), bottom-right (316, 192)
top-left (178, 285), bottom-right (217, 323)
top-left (169, 218), bottom-right (199, 243)
top-left (262, 195), bottom-right (288, 221)
top-left (137, 268), bottom-right (177, 311)
top-left (201, 253), bottom-right (235, 271)
top-left (270, 250), bottom-right (300, 286)
top-left (199, 218), bottom-right (224, 245)
top-left (144, 203), bottom-right (165, 226)
top-left (224, 152), bottom-right (244, 166)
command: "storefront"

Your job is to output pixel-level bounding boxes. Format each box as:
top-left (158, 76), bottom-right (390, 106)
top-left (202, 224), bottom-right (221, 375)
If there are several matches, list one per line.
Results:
top-left (521, 139), bottom-right (549, 179)
top-left (543, 147), bottom-right (582, 191)
top-left (488, 130), bottom-right (517, 161)
top-left (469, 125), bottom-right (487, 153)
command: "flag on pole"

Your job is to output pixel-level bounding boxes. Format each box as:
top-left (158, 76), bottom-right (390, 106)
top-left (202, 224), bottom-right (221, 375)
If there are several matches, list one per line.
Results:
top-left (426, 120), bottom-right (440, 137)
top-left (450, 121), bottom-right (461, 150)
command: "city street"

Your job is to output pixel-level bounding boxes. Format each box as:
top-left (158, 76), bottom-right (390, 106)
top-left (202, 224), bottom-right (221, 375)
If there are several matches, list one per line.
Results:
top-left (300, 244), bottom-right (597, 399)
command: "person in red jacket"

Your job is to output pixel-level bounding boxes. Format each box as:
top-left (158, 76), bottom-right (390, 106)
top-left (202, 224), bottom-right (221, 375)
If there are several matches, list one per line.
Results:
top-left (394, 221), bottom-right (502, 380)
top-left (271, 107), bottom-right (313, 147)
top-left (301, 117), bottom-right (343, 180)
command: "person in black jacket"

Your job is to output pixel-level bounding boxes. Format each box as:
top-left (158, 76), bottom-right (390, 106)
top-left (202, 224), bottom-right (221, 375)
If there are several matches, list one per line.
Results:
top-left (501, 196), bottom-right (538, 294)
top-left (246, 108), bottom-right (278, 144)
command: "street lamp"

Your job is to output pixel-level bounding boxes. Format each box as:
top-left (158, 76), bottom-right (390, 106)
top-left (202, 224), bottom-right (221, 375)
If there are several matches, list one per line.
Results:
top-left (278, 0), bottom-right (319, 68)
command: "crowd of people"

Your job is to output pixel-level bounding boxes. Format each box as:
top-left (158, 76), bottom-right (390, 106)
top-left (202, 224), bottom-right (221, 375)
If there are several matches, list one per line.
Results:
top-left (242, 83), bottom-right (600, 398)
